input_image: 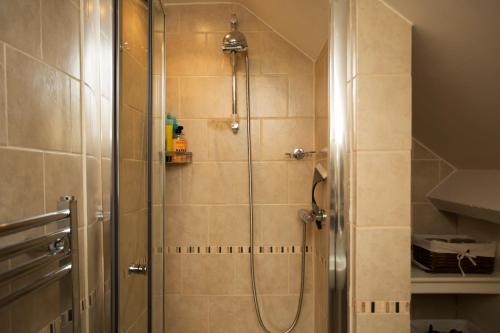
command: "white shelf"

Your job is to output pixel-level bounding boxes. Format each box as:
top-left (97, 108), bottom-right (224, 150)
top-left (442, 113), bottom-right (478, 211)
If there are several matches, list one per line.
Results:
top-left (411, 266), bottom-right (500, 294)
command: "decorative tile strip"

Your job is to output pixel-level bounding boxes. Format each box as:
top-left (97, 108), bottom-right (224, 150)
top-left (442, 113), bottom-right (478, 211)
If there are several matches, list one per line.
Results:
top-left (164, 245), bottom-right (312, 254)
top-left (356, 300), bottom-right (410, 314)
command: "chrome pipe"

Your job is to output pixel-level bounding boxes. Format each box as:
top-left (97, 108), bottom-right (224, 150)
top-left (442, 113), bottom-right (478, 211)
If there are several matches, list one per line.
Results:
top-left (0, 252), bottom-right (70, 287)
top-left (0, 228), bottom-right (70, 261)
top-left (0, 209), bottom-right (70, 237)
top-left (0, 264), bottom-right (72, 308)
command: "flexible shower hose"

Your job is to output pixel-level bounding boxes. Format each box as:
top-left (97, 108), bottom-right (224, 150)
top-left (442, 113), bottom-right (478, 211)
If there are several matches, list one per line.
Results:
top-left (244, 53), bottom-right (307, 333)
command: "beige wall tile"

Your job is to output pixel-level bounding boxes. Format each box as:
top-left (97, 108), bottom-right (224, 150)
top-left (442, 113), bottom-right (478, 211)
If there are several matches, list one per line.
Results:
top-left (164, 167), bottom-right (182, 204)
top-left (166, 33), bottom-right (208, 76)
top-left (165, 6), bottom-right (180, 33)
top-left (0, 42), bottom-right (5, 146)
top-left (83, 0), bottom-right (102, 90)
top-left (355, 75), bottom-right (411, 150)
top-left (289, 75), bottom-right (314, 117)
top-left (121, 51), bottom-right (147, 112)
top-left (290, 254), bottom-right (313, 294)
top-left (288, 160), bottom-right (313, 204)
top-left (44, 153), bottom-right (84, 225)
top-left (356, 152), bottom-right (410, 227)
top-left (252, 75), bottom-right (288, 117)
top-left (70, 79), bottom-right (82, 153)
top-left (120, 106), bottom-right (146, 160)
top-left (179, 4), bottom-right (232, 33)
top-left (315, 117), bottom-right (328, 153)
top-left (411, 160), bottom-right (440, 202)
top-left (260, 205), bottom-right (307, 245)
top-left (165, 295), bottom-right (208, 333)
top-left (166, 77), bottom-right (180, 118)
top-left (182, 254), bottom-right (234, 294)
top-left (261, 31), bottom-right (313, 75)
top-left (356, 0), bottom-right (411, 74)
top-left (165, 205), bottom-right (209, 246)
top-left (119, 160), bottom-right (146, 213)
top-left (0, 0), bottom-right (41, 58)
top-left (205, 33), bottom-right (233, 76)
top-left (255, 254), bottom-right (289, 295)
top-left (121, 0), bottom-right (148, 67)
top-left (261, 119), bottom-right (314, 160)
top-left (101, 96), bottom-right (112, 158)
top-left (165, 254), bottom-right (182, 293)
top-left (6, 47), bottom-right (76, 152)
top-left (84, 84), bottom-right (102, 158)
top-left (252, 162), bottom-right (288, 204)
top-left (182, 162), bottom-right (248, 204)
top-left (180, 76), bottom-right (231, 119)
top-left (86, 156), bottom-right (102, 224)
top-left (180, 119), bottom-right (208, 161)
top-left (208, 119), bottom-right (260, 161)
top-left (0, 149), bottom-right (44, 221)
top-left (261, 295), bottom-right (314, 332)
top-left (356, 313), bottom-right (409, 333)
top-left (100, 35), bottom-right (113, 100)
top-left (355, 227), bottom-right (411, 300)
top-left (41, 0), bottom-right (80, 78)
top-left (209, 205), bottom-right (261, 246)
top-left (209, 296), bottom-right (259, 333)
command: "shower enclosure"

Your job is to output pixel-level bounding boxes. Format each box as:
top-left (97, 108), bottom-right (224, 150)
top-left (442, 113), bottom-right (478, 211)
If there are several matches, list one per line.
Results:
top-left (113, 0), bottom-right (348, 332)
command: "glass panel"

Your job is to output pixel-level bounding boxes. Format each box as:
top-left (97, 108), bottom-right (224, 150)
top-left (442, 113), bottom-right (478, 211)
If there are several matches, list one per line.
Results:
top-left (118, 0), bottom-right (149, 331)
top-left (151, 1), bottom-right (165, 332)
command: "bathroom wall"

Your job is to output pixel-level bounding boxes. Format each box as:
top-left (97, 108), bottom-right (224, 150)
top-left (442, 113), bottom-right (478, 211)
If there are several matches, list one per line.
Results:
top-left (348, 0), bottom-right (413, 331)
top-left (313, 42), bottom-right (329, 333)
top-left (0, 0), bottom-right (112, 332)
top-left (163, 2), bottom-right (316, 332)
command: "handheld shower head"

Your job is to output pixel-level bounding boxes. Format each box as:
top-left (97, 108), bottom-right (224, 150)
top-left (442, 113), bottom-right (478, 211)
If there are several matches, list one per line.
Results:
top-left (222, 14), bottom-right (248, 53)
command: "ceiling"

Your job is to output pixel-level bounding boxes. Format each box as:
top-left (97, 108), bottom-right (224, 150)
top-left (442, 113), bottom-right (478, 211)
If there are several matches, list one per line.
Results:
top-left (385, 0), bottom-right (500, 169)
top-left (164, 0), bottom-right (331, 59)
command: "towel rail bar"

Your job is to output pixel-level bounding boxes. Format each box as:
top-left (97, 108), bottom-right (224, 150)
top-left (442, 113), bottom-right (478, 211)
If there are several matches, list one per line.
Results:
top-left (0, 196), bottom-right (80, 333)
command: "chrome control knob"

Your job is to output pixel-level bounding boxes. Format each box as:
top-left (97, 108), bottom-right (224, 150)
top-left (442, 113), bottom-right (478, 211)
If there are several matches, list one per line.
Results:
top-left (128, 264), bottom-right (147, 275)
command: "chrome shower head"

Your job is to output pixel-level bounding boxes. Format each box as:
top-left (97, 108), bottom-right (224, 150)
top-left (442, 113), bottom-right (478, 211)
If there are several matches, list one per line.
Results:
top-left (222, 14), bottom-right (248, 53)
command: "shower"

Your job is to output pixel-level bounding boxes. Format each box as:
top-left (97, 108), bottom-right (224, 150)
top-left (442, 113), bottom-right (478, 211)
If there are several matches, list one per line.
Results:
top-left (222, 14), bottom-right (248, 134)
top-left (221, 15), bottom-right (307, 333)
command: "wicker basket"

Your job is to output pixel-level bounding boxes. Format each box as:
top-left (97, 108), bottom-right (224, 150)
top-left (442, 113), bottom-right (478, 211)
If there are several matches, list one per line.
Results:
top-left (412, 234), bottom-right (496, 274)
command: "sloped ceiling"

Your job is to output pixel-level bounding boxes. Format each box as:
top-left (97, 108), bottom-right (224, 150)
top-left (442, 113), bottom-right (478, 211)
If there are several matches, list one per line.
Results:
top-left (385, 0), bottom-right (500, 169)
top-left (164, 0), bottom-right (330, 59)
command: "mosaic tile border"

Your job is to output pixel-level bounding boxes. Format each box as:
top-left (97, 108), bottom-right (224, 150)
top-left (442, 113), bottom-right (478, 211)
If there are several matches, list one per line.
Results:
top-left (163, 245), bottom-right (311, 254)
top-left (356, 300), bottom-right (410, 314)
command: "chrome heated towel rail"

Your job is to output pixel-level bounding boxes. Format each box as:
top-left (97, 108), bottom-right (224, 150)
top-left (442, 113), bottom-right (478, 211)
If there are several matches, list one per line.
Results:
top-left (0, 196), bottom-right (80, 333)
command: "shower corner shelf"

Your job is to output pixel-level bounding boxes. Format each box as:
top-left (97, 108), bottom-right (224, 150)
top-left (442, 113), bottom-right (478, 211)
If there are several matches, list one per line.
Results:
top-left (411, 266), bottom-right (500, 295)
top-left (165, 151), bottom-right (192, 165)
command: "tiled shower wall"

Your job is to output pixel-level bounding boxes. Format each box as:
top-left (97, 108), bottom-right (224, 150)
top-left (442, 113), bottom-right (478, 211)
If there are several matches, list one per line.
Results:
top-left (0, 1), bottom-right (112, 332)
top-left (349, 0), bottom-right (412, 331)
top-left (163, 3), bottom-right (316, 332)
